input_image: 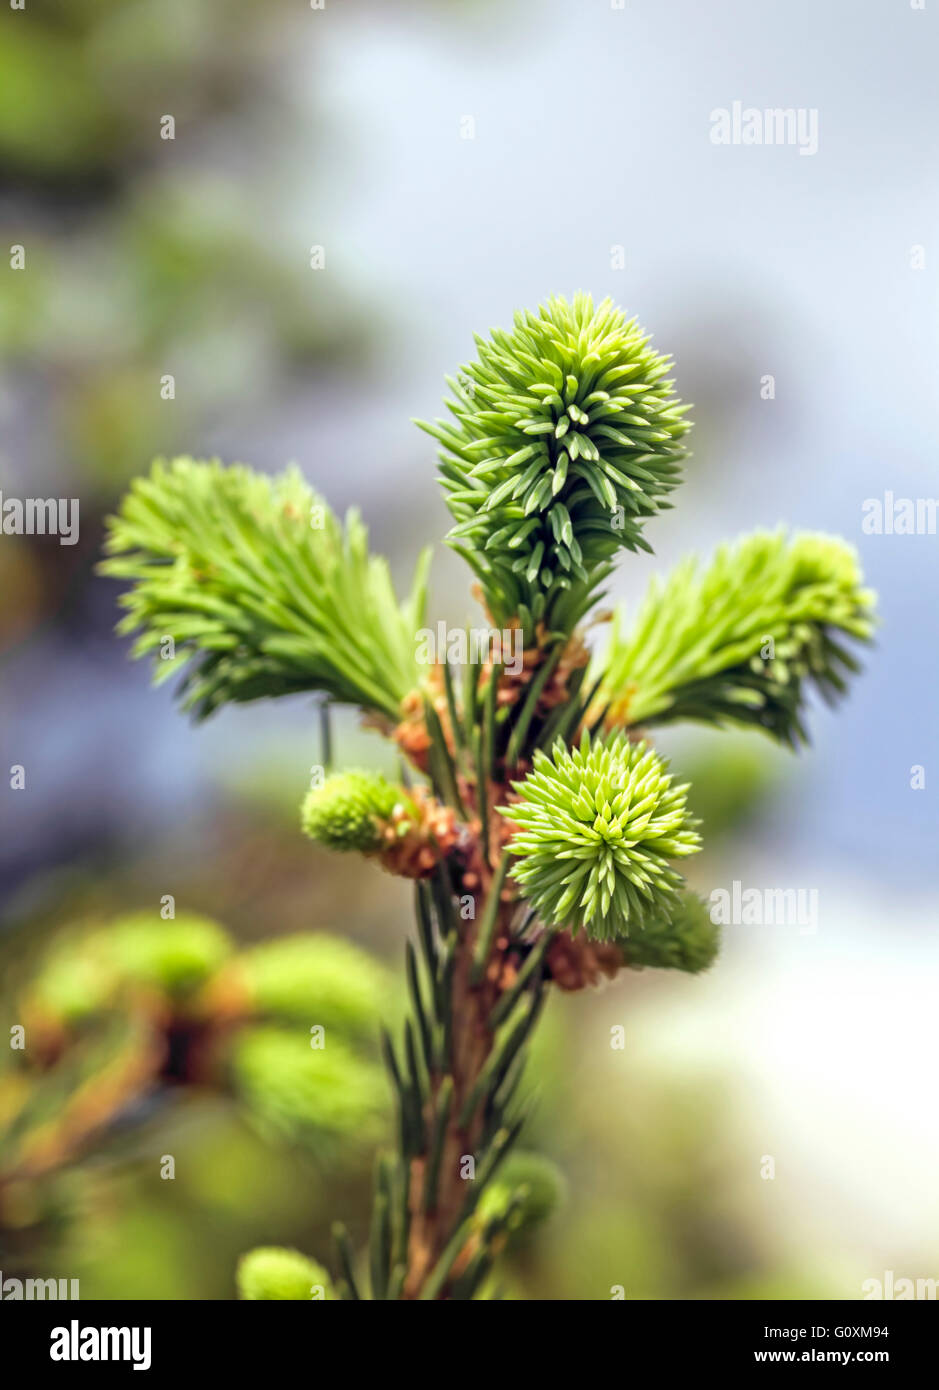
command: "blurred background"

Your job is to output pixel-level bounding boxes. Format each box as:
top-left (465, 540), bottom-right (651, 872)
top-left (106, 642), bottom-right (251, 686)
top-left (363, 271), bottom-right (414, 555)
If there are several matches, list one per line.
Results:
top-left (1, 0), bottom-right (937, 1299)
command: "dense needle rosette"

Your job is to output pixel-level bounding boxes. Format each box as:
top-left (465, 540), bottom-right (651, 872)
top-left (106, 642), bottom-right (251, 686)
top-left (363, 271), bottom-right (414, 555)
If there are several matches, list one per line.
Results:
top-left (301, 772), bottom-right (407, 853)
top-left (500, 731), bottom-right (700, 940)
top-left (417, 293), bottom-right (691, 636)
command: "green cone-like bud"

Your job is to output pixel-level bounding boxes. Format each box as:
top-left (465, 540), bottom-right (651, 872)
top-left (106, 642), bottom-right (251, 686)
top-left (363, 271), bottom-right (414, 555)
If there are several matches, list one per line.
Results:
top-left (230, 1026), bottom-right (387, 1155)
top-left (25, 945), bottom-right (118, 1025)
top-left (27, 913), bottom-right (231, 1022)
top-left (235, 933), bottom-right (391, 1038)
top-left (501, 732), bottom-right (700, 941)
top-left (107, 913), bottom-right (231, 995)
top-left (236, 1246), bottom-right (335, 1300)
top-left (619, 891), bottom-right (719, 973)
top-left (476, 1151), bottom-right (567, 1234)
top-left (417, 293), bottom-right (691, 635)
top-left (600, 530), bottom-right (876, 746)
top-left (301, 772), bottom-right (411, 853)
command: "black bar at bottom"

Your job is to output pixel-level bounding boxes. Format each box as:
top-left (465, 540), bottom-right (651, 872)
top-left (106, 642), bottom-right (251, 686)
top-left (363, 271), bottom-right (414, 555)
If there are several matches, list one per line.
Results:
top-left (0, 1298), bottom-right (931, 1375)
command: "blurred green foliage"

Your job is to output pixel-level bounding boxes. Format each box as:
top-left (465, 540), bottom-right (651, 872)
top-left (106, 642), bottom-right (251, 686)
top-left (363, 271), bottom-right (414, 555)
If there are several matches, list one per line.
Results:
top-left (1, 0), bottom-right (293, 184)
top-left (476, 1150), bottom-right (567, 1236)
top-left (226, 934), bottom-right (393, 1039)
top-left (0, 0), bottom-right (368, 497)
top-left (668, 730), bottom-right (785, 840)
top-left (0, 912), bottom-right (391, 1275)
top-left (26, 914), bottom-right (231, 1024)
top-left (230, 1027), bottom-right (387, 1160)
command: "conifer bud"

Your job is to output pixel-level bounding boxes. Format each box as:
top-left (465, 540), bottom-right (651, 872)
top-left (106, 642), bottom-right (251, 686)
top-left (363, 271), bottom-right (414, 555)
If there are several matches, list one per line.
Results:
top-left (301, 773), bottom-right (459, 877)
top-left (301, 772), bottom-right (408, 853)
top-left (501, 731), bottom-right (700, 940)
top-left (618, 892), bottom-right (719, 974)
top-left (236, 1247), bottom-right (335, 1301)
top-left (417, 293), bottom-right (691, 634)
top-left (476, 1151), bottom-right (567, 1233)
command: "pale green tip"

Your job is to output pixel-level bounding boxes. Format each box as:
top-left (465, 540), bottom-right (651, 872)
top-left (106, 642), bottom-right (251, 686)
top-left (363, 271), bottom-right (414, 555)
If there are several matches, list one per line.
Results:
top-left (300, 771), bottom-right (409, 853)
top-left (477, 1151), bottom-right (567, 1234)
top-left (236, 1246), bottom-right (335, 1301)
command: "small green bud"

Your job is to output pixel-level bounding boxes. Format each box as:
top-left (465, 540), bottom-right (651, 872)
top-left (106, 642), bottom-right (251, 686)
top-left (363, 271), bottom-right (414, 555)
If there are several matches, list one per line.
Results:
top-left (27, 949), bottom-right (116, 1024)
top-left (237, 933), bottom-right (391, 1037)
top-left (236, 1247), bottom-right (335, 1300)
top-left (477, 1152), bottom-right (567, 1234)
top-left (230, 1026), bottom-right (387, 1154)
top-left (301, 772), bottom-right (410, 853)
top-left (26, 914), bottom-right (231, 1022)
top-left (108, 913), bottom-right (231, 994)
top-left (619, 892), bottom-right (719, 974)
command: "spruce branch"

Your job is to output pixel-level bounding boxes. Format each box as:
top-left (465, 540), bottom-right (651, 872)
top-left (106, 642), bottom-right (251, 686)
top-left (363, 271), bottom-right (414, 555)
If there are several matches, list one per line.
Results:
top-left (97, 292), bottom-right (878, 1300)
top-left (0, 919), bottom-right (389, 1192)
top-left (598, 530), bottom-right (876, 745)
top-left (100, 456), bottom-right (431, 723)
